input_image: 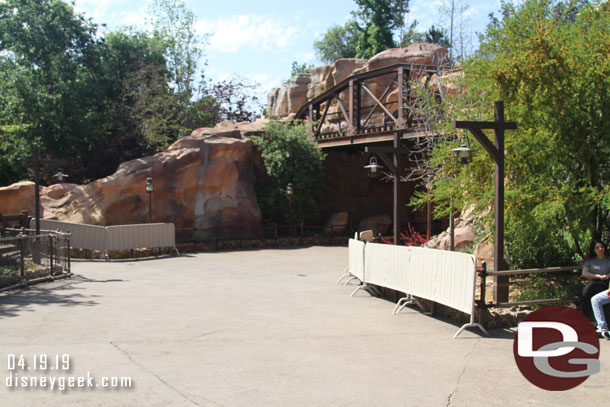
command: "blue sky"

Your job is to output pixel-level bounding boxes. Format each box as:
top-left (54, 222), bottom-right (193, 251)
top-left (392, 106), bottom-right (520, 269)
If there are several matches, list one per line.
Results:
top-left (73, 0), bottom-right (504, 100)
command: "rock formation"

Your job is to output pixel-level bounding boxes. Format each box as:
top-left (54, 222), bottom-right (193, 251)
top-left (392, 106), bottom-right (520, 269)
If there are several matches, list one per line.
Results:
top-left (0, 120), bottom-right (267, 239)
top-left (266, 43), bottom-right (451, 119)
top-left (323, 212), bottom-right (348, 235)
top-left (358, 214), bottom-right (392, 235)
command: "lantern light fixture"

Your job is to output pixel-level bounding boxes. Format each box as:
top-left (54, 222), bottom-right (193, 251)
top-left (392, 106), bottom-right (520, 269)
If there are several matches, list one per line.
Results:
top-left (364, 156), bottom-right (384, 178)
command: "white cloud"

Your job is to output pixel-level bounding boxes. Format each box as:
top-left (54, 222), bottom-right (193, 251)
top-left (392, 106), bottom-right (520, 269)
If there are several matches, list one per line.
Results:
top-left (248, 73), bottom-right (284, 93)
top-left (73, 0), bottom-right (149, 31)
top-left (196, 14), bottom-right (300, 53)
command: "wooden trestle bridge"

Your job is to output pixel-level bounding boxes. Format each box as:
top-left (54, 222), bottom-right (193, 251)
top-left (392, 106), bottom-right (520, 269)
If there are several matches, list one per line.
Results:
top-left (294, 63), bottom-right (448, 148)
top-left (295, 64), bottom-right (516, 303)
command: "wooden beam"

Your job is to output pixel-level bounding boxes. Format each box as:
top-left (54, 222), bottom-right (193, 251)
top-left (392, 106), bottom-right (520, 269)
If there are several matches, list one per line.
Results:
top-left (333, 92), bottom-right (353, 133)
top-left (315, 102), bottom-right (331, 137)
top-left (468, 127), bottom-right (500, 162)
top-left (361, 77), bottom-right (396, 127)
top-left (361, 84), bottom-right (397, 124)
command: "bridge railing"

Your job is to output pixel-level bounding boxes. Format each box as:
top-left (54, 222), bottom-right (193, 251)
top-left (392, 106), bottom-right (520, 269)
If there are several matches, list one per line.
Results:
top-left (294, 63), bottom-right (449, 144)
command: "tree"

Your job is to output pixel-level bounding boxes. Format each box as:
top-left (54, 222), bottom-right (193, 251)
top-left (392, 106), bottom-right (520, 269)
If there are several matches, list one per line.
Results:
top-left (351, 0), bottom-right (409, 58)
top-left (399, 20), bottom-right (425, 47)
top-left (250, 122), bottom-right (326, 226)
top-left (101, 30), bottom-right (183, 156)
top-left (412, 0), bottom-right (610, 269)
top-left (313, 21), bottom-right (360, 63)
top-left (0, 0), bottom-right (108, 184)
top-left (194, 75), bottom-right (262, 125)
top-left (290, 61), bottom-right (314, 77)
top-left (148, 0), bottom-right (205, 117)
top-left (437, 0), bottom-right (477, 62)
top-left (425, 25), bottom-right (450, 48)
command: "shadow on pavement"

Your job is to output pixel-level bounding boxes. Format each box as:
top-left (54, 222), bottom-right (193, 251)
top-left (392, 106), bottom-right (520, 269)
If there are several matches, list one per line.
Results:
top-left (0, 275), bottom-right (112, 318)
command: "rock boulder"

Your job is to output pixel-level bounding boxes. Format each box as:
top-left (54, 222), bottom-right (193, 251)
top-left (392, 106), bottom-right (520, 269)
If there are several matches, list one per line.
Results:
top-left (324, 212), bottom-right (348, 235)
top-left (358, 214), bottom-right (392, 235)
top-left (272, 74), bottom-right (312, 117)
top-left (0, 181), bottom-right (35, 215)
top-left (0, 121), bottom-right (265, 239)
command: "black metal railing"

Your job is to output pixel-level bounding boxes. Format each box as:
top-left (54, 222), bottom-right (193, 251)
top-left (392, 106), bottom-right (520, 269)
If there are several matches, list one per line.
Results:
top-left (0, 228), bottom-right (71, 290)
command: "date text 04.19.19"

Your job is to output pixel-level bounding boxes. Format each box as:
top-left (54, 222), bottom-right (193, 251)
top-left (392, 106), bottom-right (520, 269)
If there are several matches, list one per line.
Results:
top-left (7, 354), bottom-right (70, 371)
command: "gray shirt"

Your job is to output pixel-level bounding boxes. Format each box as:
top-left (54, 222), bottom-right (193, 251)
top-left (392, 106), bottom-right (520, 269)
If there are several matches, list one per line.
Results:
top-left (584, 257), bottom-right (610, 276)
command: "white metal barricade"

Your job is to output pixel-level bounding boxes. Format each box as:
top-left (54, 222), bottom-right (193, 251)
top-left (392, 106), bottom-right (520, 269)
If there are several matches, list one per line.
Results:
top-left (31, 219), bottom-right (179, 260)
top-left (343, 240), bottom-right (487, 338)
top-left (33, 219), bottom-right (106, 252)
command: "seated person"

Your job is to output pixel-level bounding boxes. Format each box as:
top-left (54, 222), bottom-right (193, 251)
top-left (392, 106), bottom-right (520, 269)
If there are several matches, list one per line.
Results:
top-left (591, 289), bottom-right (610, 338)
top-left (575, 241), bottom-right (610, 319)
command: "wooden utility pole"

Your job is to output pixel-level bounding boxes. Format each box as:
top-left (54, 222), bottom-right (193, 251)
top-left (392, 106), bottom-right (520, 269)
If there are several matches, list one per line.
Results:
top-left (453, 101), bottom-right (517, 303)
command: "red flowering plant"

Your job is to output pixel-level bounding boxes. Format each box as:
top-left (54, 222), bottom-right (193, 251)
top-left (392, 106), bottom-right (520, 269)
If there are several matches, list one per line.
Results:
top-left (379, 223), bottom-right (429, 246)
top-left (400, 223), bottom-right (429, 246)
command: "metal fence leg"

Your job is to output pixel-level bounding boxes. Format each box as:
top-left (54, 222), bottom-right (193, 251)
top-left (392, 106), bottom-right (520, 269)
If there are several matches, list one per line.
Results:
top-left (393, 295), bottom-right (415, 314)
top-left (343, 276), bottom-right (359, 286)
top-left (350, 284), bottom-right (380, 298)
top-left (350, 284), bottom-right (364, 298)
top-left (335, 267), bottom-right (351, 284)
top-left (454, 315), bottom-right (489, 339)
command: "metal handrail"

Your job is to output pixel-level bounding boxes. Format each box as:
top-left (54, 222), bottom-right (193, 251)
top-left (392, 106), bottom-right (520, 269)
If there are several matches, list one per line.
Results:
top-left (477, 262), bottom-right (581, 309)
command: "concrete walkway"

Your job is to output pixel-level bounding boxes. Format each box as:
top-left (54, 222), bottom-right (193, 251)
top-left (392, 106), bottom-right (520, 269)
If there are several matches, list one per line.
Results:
top-left (0, 246), bottom-right (608, 406)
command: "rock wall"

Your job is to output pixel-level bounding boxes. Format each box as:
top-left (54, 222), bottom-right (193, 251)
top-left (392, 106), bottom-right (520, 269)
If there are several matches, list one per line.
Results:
top-left (0, 120), bottom-right (267, 239)
top-left (266, 43), bottom-right (452, 118)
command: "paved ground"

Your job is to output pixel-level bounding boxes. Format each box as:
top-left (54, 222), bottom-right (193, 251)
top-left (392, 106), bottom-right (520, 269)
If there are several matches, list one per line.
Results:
top-left (0, 246), bottom-right (609, 406)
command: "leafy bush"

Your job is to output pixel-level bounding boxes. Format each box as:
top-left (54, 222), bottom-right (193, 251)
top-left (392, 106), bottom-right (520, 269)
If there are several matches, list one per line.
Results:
top-left (250, 121), bottom-right (326, 226)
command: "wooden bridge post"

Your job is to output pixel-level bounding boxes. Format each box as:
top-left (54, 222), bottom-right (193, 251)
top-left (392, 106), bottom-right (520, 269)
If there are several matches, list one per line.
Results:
top-left (308, 104), bottom-right (314, 140)
top-left (397, 67), bottom-right (404, 127)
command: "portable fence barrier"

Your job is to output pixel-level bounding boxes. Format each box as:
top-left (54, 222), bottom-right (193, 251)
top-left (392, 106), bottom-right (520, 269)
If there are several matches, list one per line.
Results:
top-left (337, 237), bottom-right (366, 288)
top-left (31, 219), bottom-right (179, 260)
top-left (0, 228), bottom-right (71, 291)
top-left (343, 238), bottom-right (487, 338)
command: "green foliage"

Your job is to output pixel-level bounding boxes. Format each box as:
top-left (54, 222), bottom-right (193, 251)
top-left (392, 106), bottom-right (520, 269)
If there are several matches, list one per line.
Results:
top-left (101, 29), bottom-right (182, 156)
top-left (0, 266), bottom-right (13, 275)
top-left (148, 0), bottom-right (204, 114)
top-left (0, 124), bottom-right (31, 185)
top-left (352, 0), bottom-right (409, 59)
top-left (0, 0), bottom-right (109, 183)
top-left (399, 20), bottom-right (425, 47)
top-left (283, 61), bottom-right (315, 84)
top-left (515, 272), bottom-right (581, 308)
top-left (250, 122), bottom-right (326, 225)
top-left (400, 23), bottom-right (451, 49)
top-left (0, 0), bottom-right (261, 185)
top-left (313, 21), bottom-right (360, 63)
top-left (410, 0), bottom-right (610, 269)
top-left (290, 61), bottom-right (314, 77)
top-left (425, 25), bottom-right (450, 48)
